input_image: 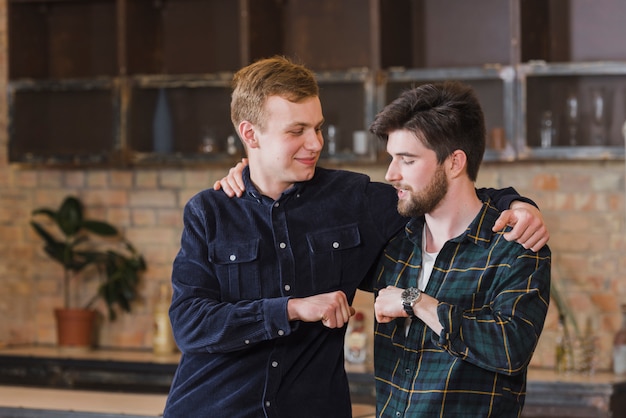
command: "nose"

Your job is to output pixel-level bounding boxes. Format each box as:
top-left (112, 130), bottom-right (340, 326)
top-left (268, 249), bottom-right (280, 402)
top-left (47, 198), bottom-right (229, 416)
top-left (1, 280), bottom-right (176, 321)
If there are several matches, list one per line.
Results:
top-left (306, 129), bottom-right (324, 152)
top-left (385, 158), bottom-right (400, 183)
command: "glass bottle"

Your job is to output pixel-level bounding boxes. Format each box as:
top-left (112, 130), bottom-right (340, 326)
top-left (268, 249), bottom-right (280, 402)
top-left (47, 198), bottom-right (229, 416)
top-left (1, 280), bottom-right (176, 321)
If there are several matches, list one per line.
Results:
top-left (565, 92), bottom-right (579, 146)
top-left (555, 315), bottom-right (570, 374)
top-left (153, 88), bottom-right (174, 154)
top-left (589, 87), bottom-right (608, 146)
top-left (226, 134), bottom-right (240, 157)
top-left (579, 316), bottom-right (596, 375)
top-left (327, 124), bottom-right (337, 156)
top-left (613, 304), bottom-right (626, 375)
top-left (153, 282), bottom-right (176, 355)
top-left (345, 311), bottom-right (367, 364)
top-left (540, 111), bottom-right (555, 148)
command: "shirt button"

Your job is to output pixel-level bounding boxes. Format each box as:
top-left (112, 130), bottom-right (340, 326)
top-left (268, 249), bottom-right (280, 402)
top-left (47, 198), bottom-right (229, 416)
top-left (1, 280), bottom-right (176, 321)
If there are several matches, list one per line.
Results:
top-left (244, 340), bottom-right (250, 344)
top-left (279, 242), bottom-right (286, 249)
top-left (274, 202), bottom-right (280, 208)
top-left (271, 361), bottom-right (279, 368)
top-left (229, 254), bottom-right (236, 261)
top-left (266, 401), bottom-right (271, 407)
top-left (396, 412), bottom-right (401, 417)
top-left (278, 329), bottom-right (285, 336)
top-left (332, 241), bottom-right (340, 249)
top-left (405, 368), bottom-right (412, 375)
top-left (284, 284), bottom-right (291, 291)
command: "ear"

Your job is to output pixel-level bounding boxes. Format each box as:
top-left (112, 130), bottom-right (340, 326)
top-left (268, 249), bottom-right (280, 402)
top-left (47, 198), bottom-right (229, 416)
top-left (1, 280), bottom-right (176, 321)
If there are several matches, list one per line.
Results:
top-left (447, 150), bottom-right (468, 178)
top-left (238, 121), bottom-right (259, 149)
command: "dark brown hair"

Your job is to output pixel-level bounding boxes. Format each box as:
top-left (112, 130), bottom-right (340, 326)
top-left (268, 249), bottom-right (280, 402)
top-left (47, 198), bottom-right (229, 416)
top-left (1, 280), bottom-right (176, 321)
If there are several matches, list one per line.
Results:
top-left (370, 81), bottom-right (486, 181)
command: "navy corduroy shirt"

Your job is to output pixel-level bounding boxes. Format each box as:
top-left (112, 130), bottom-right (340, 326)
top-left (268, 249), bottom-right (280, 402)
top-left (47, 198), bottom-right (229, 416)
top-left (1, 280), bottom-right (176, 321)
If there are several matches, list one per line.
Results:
top-left (163, 166), bottom-right (527, 418)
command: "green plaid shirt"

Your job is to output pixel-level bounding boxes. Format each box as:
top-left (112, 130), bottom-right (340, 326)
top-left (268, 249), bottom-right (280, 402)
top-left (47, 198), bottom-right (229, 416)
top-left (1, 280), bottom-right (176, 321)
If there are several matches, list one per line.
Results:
top-left (373, 200), bottom-right (551, 418)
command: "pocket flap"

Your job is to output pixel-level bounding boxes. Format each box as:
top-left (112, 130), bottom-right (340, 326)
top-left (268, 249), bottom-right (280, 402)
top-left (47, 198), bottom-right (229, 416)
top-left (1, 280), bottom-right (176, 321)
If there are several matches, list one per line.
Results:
top-left (306, 224), bottom-right (361, 253)
top-left (209, 239), bottom-right (260, 264)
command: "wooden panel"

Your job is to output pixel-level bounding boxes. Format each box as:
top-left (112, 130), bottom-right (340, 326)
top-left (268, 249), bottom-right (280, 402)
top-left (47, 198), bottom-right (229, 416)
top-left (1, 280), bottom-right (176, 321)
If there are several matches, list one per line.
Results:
top-left (162, 0), bottom-right (241, 73)
top-left (422, 0), bottom-right (513, 67)
top-left (9, 0), bottom-right (117, 79)
top-left (520, 0), bottom-right (554, 62)
top-left (283, 0), bottom-right (373, 70)
top-left (568, 0), bottom-right (626, 61)
top-left (9, 87), bottom-right (117, 163)
top-left (125, 0), bottom-right (162, 74)
top-left (9, 2), bottom-right (49, 79)
top-left (126, 0), bottom-right (241, 75)
top-left (380, 0), bottom-right (415, 69)
top-left (247, 0), bottom-right (283, 64)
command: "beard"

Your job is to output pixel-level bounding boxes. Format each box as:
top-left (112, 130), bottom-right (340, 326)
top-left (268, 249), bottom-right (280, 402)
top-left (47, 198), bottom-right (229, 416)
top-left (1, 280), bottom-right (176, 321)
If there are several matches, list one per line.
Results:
top-left (397, 164), bottom-right (448, 218)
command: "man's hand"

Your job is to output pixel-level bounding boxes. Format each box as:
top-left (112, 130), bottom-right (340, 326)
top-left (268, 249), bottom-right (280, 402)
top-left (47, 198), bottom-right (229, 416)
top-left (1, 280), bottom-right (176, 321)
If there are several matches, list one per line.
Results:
top-left (375, 286), bottom-right (443, 334)
top-left (374, 286), bottom-right (406, 324)
top-left (213, 158), bottom-right (249, 197)
top-left (287, 291), bottom-right (355, 328)
top-left (492, 201), bottom-right (549, 252)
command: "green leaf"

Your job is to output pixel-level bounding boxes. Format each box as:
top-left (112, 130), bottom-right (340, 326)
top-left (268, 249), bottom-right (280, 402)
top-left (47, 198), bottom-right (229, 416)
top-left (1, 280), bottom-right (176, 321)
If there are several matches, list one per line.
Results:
top-left (57, 196), bottom-right (83, 237)
top-left (82, 220), bottom-right (118, 236)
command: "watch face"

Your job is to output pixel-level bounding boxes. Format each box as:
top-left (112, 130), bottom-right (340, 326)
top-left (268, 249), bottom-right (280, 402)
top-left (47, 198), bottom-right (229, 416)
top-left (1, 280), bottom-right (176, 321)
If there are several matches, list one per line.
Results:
top-left (402, 287), bottom-right (421, 303)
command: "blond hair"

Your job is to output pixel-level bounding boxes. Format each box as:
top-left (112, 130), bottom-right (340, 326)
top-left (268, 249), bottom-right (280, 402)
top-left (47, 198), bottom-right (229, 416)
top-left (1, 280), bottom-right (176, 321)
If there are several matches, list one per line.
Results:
top-left (230, 56), bottom-right (319, 131)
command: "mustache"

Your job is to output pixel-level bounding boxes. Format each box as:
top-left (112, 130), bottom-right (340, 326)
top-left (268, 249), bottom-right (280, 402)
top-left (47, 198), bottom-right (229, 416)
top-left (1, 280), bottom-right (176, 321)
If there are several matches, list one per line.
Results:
top-left (391, 182), bottom-right (412, 192)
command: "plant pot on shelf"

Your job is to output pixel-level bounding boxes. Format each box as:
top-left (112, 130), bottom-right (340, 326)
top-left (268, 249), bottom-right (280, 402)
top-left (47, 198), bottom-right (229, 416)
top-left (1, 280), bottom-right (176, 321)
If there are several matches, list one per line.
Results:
top-left (31, 196), bottom-right (146, 350)
top-left (54, 308), bottom-right (97, 349)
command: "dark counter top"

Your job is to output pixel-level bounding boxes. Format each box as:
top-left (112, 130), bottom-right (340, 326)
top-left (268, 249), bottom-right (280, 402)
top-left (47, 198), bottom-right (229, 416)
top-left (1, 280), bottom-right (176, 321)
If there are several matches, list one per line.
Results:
top-left (0, 345), bottom-right (375, 399)
top-left (3, 346), bottom-right (625, 418)
top-left (0, 346), bottom-right (179, 394)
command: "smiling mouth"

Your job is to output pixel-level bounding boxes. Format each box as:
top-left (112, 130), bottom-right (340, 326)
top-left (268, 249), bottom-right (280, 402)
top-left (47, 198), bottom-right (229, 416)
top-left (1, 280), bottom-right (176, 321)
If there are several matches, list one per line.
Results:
top-left (295, 155), bottom-right (318, 165)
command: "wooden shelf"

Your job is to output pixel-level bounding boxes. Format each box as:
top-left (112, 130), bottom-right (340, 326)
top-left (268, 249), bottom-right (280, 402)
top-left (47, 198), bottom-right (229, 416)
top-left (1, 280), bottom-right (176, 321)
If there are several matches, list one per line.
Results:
top-left (7, 0), bottom-right (626, 167)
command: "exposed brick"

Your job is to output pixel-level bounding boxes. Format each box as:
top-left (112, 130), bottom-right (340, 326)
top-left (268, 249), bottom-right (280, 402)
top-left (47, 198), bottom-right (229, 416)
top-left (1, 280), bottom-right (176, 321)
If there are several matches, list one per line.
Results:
top-left (86, 171), bottom-right (110, 188)
top-left (134, 171), bottom-right (159, 188)
top-left (184, 170), bottom-right (215, 189)
top-left (159, 169), bottom-right (185, 189)
top-left (129, 190), bottom-right (177, 208)
top-left (64, 171), bottom-right (86, 188)
top-left (82, 189), bottom-right (128, 208)
top-left (131, 209), bottom-right (158, 226)
top-left (110, 170), bottom-right (134, 188)
top-left (532, 173), bottom-right (559, 191)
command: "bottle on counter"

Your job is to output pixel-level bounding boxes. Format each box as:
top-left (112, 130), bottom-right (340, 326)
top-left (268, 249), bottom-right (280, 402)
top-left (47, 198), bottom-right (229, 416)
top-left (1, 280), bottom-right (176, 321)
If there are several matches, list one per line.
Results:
top-left (613, 304), bottom-right (626, 375)
top-left (153, 282), bottom-right (176, 355)
top-left (345, 311), bottom-right (367, 364)
top-left (555, 314), bottom-right (570, 374)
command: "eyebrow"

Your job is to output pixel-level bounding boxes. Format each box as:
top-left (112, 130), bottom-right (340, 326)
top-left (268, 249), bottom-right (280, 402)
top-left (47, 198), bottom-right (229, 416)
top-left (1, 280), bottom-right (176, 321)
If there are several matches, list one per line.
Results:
top-left (393, 152), bottom-right (418, 157)
top-left (286, 119), bottom-right (324, 129)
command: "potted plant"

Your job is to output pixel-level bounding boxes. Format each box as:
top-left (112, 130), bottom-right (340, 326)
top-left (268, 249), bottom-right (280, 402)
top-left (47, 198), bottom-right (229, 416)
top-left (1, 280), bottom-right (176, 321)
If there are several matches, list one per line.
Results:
top-left (30, 195), bottom-right (146, 348)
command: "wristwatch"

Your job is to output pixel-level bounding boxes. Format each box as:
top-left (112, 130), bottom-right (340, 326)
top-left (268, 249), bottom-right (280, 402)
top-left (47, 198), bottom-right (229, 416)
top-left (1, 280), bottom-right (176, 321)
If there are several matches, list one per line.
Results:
top-left (401, 287), bottom-right (421, 319)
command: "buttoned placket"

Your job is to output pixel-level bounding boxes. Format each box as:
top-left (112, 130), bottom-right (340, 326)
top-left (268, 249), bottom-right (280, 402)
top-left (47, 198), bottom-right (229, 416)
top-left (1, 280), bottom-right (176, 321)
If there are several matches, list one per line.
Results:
top-left (263, 195), bottom-right (297, 416)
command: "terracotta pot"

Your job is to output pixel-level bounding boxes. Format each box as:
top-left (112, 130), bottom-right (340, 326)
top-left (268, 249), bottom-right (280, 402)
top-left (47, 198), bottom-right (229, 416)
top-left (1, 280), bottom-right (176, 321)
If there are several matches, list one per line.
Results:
top-left (54, 308), bottom-right (97, 349)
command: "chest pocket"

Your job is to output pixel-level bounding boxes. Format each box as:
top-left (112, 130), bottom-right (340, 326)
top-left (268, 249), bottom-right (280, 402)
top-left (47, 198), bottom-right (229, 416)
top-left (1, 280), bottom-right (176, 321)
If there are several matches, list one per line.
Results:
top-left (306, 224), bottom-right (361, 292)
top-left (209, 239), bottom-right (260, 301)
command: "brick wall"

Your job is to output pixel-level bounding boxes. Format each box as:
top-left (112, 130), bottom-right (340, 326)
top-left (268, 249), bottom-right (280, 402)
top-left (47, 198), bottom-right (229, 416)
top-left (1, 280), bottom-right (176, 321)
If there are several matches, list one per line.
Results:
top-left (0, 1), bottom-right (625, 371)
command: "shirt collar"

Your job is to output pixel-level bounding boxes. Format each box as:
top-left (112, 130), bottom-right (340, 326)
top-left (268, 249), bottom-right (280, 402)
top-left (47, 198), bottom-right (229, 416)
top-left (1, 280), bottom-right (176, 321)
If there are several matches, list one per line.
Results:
top-left (403, 201), bottom-right (497, 249)
top-left (242, 165), bottom-right (307, 203)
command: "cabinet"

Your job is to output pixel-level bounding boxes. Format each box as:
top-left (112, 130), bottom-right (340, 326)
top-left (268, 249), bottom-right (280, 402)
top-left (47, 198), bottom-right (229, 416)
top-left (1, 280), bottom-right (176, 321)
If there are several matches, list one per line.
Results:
top-left (516, 0), bottom-right (626, 160)
top-left (7, 0), bottom-right (626, 167)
